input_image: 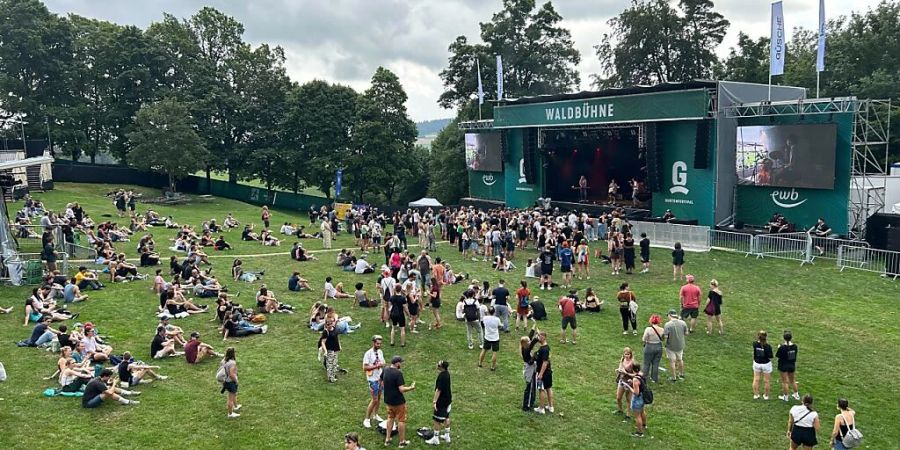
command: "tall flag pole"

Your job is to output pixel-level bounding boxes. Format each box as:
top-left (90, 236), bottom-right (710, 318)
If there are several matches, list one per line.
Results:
top-left (816, 0), bottom-right (826, 98)
top-left (496, 55), bottom-right (504, 100)
top-left (476, 57), bottom-right (484, 120)
top-left (769, 1), bottom-right (786, 100)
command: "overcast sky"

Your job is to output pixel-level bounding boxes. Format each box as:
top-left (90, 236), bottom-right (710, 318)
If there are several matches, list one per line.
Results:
top-left (44, 0), bottom-right (883, 122)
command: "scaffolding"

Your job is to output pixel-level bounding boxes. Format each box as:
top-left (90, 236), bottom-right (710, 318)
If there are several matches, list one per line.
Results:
top-left (723, 97), bottom-right (892, 240)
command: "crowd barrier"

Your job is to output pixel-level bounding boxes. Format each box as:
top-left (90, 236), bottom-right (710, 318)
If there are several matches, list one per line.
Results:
top-left (837, 246), bottom-right (900, 279)
top-left (708, 230), bottom-right (754, 255)
top-left (630, 221), bottom-right (710, 251)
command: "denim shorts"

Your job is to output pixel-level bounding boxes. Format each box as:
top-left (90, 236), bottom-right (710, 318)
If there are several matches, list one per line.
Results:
top-left (631, 394), bottom-right (644, 412)
top-left (368, 380), bottom-right (382, 397)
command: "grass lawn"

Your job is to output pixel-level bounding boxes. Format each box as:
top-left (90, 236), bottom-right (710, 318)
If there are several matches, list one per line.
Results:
top-left (0, 182), bottom-right (897, 450)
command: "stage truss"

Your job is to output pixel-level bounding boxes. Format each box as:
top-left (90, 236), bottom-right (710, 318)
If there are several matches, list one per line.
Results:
top-left (724, 97), bottom-right (892, 240)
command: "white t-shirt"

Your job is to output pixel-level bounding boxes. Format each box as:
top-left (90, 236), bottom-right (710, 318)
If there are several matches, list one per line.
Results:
top-left (355, 260), bottom-right (371, 274)
top-left (482, 315), bottom-right (501, 342)
top-left (362, 348), bottom-right (384, 382)
top-left (402, 279), bottom-right (419, 296)
top-left (380, 277), bottom-right (396, 298)
top-left (324, 282), bottom-right (337, 298)
top-left (789, 405), bottom-right (818, 427)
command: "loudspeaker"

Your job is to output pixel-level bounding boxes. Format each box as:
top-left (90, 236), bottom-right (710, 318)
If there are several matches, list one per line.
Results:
top-left (523, 129), bottom-right (538, 184)
top-left (866, 213), bottom-right (900, 250)
top-left (887, 227), bottom-right (900, 252)
top-left (694, 120), bottom-right (710, 169)
top-left (645, 124), bottom-right (661, 192)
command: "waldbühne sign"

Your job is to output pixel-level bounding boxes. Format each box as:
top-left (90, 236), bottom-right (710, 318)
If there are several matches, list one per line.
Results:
top-left (493, 89), bottom-right (710, 128)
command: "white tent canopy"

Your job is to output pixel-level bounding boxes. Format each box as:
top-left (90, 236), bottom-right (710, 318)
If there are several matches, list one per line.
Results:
top-left (408, 197), bottom-right (442, 208)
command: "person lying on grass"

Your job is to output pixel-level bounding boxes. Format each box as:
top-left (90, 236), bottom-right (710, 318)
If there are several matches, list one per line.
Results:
top-left (222, 312), bottom-right (267, 340)
top-left (232, 259), bottom-right (264, 282)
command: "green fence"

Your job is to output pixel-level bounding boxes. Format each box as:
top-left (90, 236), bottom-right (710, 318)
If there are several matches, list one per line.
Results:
top-left (189, 176), bottom-right (325, 211)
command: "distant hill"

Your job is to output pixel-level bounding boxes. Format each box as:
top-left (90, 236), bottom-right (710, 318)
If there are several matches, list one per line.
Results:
top-left (416, 118), bottom-right (452, 137)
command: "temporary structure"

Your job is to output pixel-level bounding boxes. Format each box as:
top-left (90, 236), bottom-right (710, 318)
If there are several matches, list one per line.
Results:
top-left (408, 197), bottom-right (443, 208)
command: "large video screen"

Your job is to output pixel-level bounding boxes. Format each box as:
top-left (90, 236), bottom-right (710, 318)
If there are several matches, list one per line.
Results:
top-left (465, 132), bottom-right (502, 172)
top-left (735, 123), bottom-right (837, 189)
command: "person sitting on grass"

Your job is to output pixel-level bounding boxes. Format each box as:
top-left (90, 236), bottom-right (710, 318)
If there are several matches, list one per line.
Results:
top-left (232, 259), bottom-right (264, 283)
top-left (260, 228), bottom-right (281, 246)
top-left (109, 254), bottom-right (143, 282)
top-left (241, 224), bottom-right (260, 241)
top-left (288, 271), bottom-right (311, 292)
top-left (292, 242), bottom-right (318, 261)
top-left (24, 288), bottom-right (75, 326)
top-left (355, 256), bottom-right (375, 274)
top-left (214, 235), bottom-right (232, 251)
top-left (58, 356), bottom-right (93, 393)
top-left (192, 278), bottom-right (224, 299)
top-left (188, 244), bottom-right (212, 266)
top-left (163, 290), bottom-right (208, 317)
top-left (256, 286), bottom-right (293, 314)
top-left (159, 316), bottom-right (188, 347)
top-left (81, 327), bottom-right (112, 362)
top-left (222, 312), bottom-right (267, 340)
top-left (208, 219), bottom-right (221, 233)
top-left (185, 331), bottom-right (223, 363)
top-left (139, 244), bottom-right (160, 267)
top-left (308, 302), bottom-right (327, 331)
top-left (150, 326), bottom-right (183, 359)
top-left (280, 222), bottom-right (297, 236)
top-left (118, 351), bottom-right (169, 387)
top-left (223, 213), bottom-right (240, 230)
top-left (355, 282), bottom-right (378, 307)
top-left (164, 216), bottom-right (179, 229)
top-left (62, 277), bottom-right (88, 304)
top-left (584, 287), bottom-right (604, 313)
top-left (75, 266), bottom-right (104, 290)
top-left (82, 369), bottom-right (140, 408)
top-left (324, 277), bottom-right (353, 301)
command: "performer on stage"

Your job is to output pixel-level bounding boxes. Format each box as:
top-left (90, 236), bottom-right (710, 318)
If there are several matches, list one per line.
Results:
top-left (607, 180), bottom-right (619, 205)
top-left (578, 176), bottom-right (588, 203)
top-left (630, 179), bottom-right (641, 207)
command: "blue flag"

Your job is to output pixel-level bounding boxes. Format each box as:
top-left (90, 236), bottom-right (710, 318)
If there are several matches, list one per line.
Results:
top-left (335, 169), bottom-right (342, 198)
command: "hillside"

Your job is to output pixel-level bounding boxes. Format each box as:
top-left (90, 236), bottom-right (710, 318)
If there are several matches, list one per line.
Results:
top-left (416, 118), bottom-right (452, 137)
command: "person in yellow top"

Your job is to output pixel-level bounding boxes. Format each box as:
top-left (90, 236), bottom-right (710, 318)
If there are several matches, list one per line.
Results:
top-left (74, 266), bottom-right (104, 290)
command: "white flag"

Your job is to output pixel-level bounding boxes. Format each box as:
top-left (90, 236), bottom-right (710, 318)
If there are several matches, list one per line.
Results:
top-left (496, 55), bottom-right (504, 99)
top-left (476, 58), bottom-right (484, 105)
top-left (770, 1), bottom-right (785, 76)
top-left (816, 0), bottom-right (826, 72)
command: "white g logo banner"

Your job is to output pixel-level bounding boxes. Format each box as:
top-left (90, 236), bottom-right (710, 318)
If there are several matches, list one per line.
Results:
top-left (670, 161), bottom-right (689, 195)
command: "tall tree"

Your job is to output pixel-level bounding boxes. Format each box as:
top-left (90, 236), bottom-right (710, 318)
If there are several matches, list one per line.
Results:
top-left (427, 116), bottom-right (468, 205)
top-left (127, 98), bottom-right (207, 193)
top-left (438, 0), bottom-right (580, 109)
top-left (716, 32), bottom-right (769, 84)
top-left (284, 80), bottom-right (358, 198)
top-left (593, 0), bottom-right (729, 88)
top-left (349, 67), bottom-right (417, 204)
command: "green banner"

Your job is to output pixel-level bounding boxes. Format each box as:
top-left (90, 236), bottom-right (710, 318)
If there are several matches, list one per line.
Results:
top-left (468, 170), bottom-right (506, 201)
top-left (503, 129), bottom-right (543, 208)
top-left (651, 121), bottom-right (717, 226)
top-left (494, 90), bottom-right (710, 128)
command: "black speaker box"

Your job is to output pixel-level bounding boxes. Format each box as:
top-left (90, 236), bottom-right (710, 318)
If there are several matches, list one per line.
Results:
top-left (645, 124), bottom-right (661, 192)
top-left (694, 120), bottom-right (710, 169)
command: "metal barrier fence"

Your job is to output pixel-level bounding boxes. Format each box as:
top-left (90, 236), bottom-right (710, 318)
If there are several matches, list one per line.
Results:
top-left (708, 230), bottom-right (754, 254)
top-left (810, 236), bottom-right (869, 262)
top-left (837, 246), bottom-right (900, 279)
top-left (630, 221), bottom-right (711, 251)
top-left (751, 233), bottom-right (813, 265)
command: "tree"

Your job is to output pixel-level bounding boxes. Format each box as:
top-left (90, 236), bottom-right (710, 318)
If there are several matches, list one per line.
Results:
top-left (349, 67), bottom-right (417, 204)
top-left (127, 98), bottom-right (207, 192)
top-left (593, 0), bottom-right (729, 88)
top-left (284, 80), bottom-right (358, 198)
top-left (716, 32), bottom-right (769, 84)
top-left (438, 0), bottom-right (580, 109)
top-left (427, 117), bottom-right (468, 205)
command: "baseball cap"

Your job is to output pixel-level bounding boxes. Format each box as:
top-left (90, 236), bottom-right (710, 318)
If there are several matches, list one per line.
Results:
top-left (372, 334), bottom-right (383, 342)
top-left (83, 322), bottom-right (94, 329)
top-left (391, 355), bottom-right (404, 364)
top-left (668, 309), bottom-right (678, 317)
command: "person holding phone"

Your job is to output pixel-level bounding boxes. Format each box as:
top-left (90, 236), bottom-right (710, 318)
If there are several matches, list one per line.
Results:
top-left (362, 335), bottom-right (386, 429)
top-left (382, 356), bottom-right (416, 448)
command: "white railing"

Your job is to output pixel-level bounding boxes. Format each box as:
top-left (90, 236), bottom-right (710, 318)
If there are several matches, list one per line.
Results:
top-left (708, 230), bottom-right (754, 255)
top-left (752, 233), bottom-right (813, 265)
top-left (809, 236), bottom-right (869, 261)
top-left (837, 245), bottom-right (900, 279)
top-left (630, 221), bottom-right (710, 251)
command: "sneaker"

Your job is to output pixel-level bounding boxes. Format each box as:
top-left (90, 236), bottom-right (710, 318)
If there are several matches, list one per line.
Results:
top-left (234, 404), bottom-right (242, 411)
top-left (632, 330), bottom-right (638, 335)
top-left (533, 407), bottom-right (546, 414)
top-left (548, 406), bottom-right (555, 413)
top-left (441, 433), bottom-right (451, 443)
top-left (763, 395), bottom-right (769, 400)
top-left (778, 395), bottom-right (788, 402)
top-left (468, 344), bottom-right (474, 350)
top-left (623, 331), bottom-right (629, 335)
top-left (260, 325), bottom-right (268, 334)
top-left (792, 392), bottom-right (801, 401)
top-left (753, 395), bottom-right (760, 400)
top-left (157, 375), bottom-right (169, 380)
top-left (631, 432), bottom-right (644, 438)
top-left (425, 436), bottom-right (440, 446)
top-left (374, 414), bottom-right (384, 422)
top-left (128, 399), bottom-right (140, 405)
top-left (363, 418), bottom-right (372, 429)
top-left (228, 412), bottom-right (240, 418)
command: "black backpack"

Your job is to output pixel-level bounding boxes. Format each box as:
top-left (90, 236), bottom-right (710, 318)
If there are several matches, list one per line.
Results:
top-left (463, 301), bottom-right (479, 322)
top-left (640, 376), bottom-right (654, 405)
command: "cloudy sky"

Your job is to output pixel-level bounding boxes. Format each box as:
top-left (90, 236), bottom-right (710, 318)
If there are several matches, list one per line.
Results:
top-left (44, 0), bottom-right (882, 122)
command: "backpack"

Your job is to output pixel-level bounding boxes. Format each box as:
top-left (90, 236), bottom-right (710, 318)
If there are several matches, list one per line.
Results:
top-left (519, 295), bottom-right (530, 309)
top-left (640, 376), bottom-right (654, 405)
top-left (215, 362), bottom-right (228, 383)
top-left (463, 300), bottom-right (479, 322)
top-left (840, 415), bottom-right (863, 448)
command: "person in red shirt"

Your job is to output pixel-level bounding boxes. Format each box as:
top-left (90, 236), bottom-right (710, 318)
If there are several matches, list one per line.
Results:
top-left (184, 331), bottom-right (222, 364)
top-left (679, 274), bottom-right (702, 333)
top-left (558, 290), bottom-right (578, 345)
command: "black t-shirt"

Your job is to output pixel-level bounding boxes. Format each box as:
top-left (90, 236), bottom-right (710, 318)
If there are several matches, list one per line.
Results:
top-left (534, 344), bottom-right (551, 372)
top-left (492, 287), bottom-right (510, 306)
top-left (82, 378), bottom-right (107, 406)
top-left (775, 343), bottom-right (798, 371)
top-left (435, 370), bottom-right (452, 408)
top-left (42, 243), bottom-right (56, 262)
top-left (150, 333), bottom-right (166, 357)
top-left (288, 275), bottom-right (300, 291)
top-left (224, 319), bottom-right (238, 337)
top-left (118, 360), bottom-right (133, 384)
top-left (389, 294), bottom-right (407, 318)
top-left (540, 250), bottom-right (554, 267)
top-left (322, 328), bottom-right (340, 352)
top-left (382, 366), bottom-right (406, 406)
top-left (753, 342), bottom-right (774, 364)
top-left (58, 333), bottom-right (74, 349)
top-left (531, 301), bottom-right (547, 320)
top-left (640, 238), bottom-right (650, 255)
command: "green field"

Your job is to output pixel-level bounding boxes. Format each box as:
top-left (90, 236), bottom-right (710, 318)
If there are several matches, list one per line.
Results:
top-left (0, 183), bottom-right (897, 450)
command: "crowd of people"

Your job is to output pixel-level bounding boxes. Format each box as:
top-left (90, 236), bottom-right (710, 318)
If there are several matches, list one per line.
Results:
top-left (5, 194), bottom-right (865, 449)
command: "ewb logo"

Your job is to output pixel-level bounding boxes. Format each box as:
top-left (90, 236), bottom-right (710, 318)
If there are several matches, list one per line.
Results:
top-left (669, 161), bottom-right (689, 195)
top-left (482, 174), bottom-right (496, 186)
top-left (770, 189), bottom-right (807, 208)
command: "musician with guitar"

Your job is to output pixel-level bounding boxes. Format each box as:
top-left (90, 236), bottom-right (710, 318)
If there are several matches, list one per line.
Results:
top-left (362, 335), bottom-right (386, 429)
top-left (578, 175), bottom-right (589, 202)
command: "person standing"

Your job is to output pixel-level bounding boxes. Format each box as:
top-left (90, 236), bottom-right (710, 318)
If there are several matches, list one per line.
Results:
top-left (533, 331), bottom-right (555, 414)
top-left (617, 283), bottom-right (638, 335)
top-left (641, 314), bottom-right (664, 383)
top-left (219, 347), bottom-right (241, 418)
top-left (491, 280), bottom-right (511, 332)
top-left (704, 279), bottom-right (724, 335)
top-left (663, 309), bottom-right (688, 382)
top-left (751, 330), bottom-right (774, 400)
top-left (388, 285), bottom-right (409, 347)
top-left (461, 291), bottom-right (483, 350)
top-left (362, 335), bottom-right (386, 428)
top-left (672, 242), bottom-right (685, 281)
top-left (479, 306), bottom-right (502, 371)
top-left (776, 331), bottom-right (801, 402)
top-left (639, 233), bottom-right (651, 273)
top-left (321, 218), bottom-right (333, 249)
top-left (623, 233), bottom-right (636, 274)
top-left (558, 242), bottom-right (574, 288)
top-left (425, 360), bottom-right (453, 445)
top-left (629, 362), bottom-right (647, 438)
top-left (261, 205), bottom-right (271, 229)
top-left (539, 245), bottom-right (554, 290)
top-left (788, 395), bottom-right (821, 450)
top-left (830, 398), bottom-right (859, 450)
top-left (679, 275), bottom-right (702, 333)
top-left (321, 318), bottom-right (343, 383)
top-left (614, 347), bottom-right (637, 417)
top-left (382, 356), bottom-right (416, 449)
top-left (558, 291), bottom-right (577, 345)
top-left (514, 281), bottom-right (531, 332)
top-left (519, 329), bottom-right (540, 411)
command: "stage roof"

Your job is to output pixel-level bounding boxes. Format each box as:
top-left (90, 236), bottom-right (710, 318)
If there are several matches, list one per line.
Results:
top-left (500, 80), bottom-right (717, 106)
